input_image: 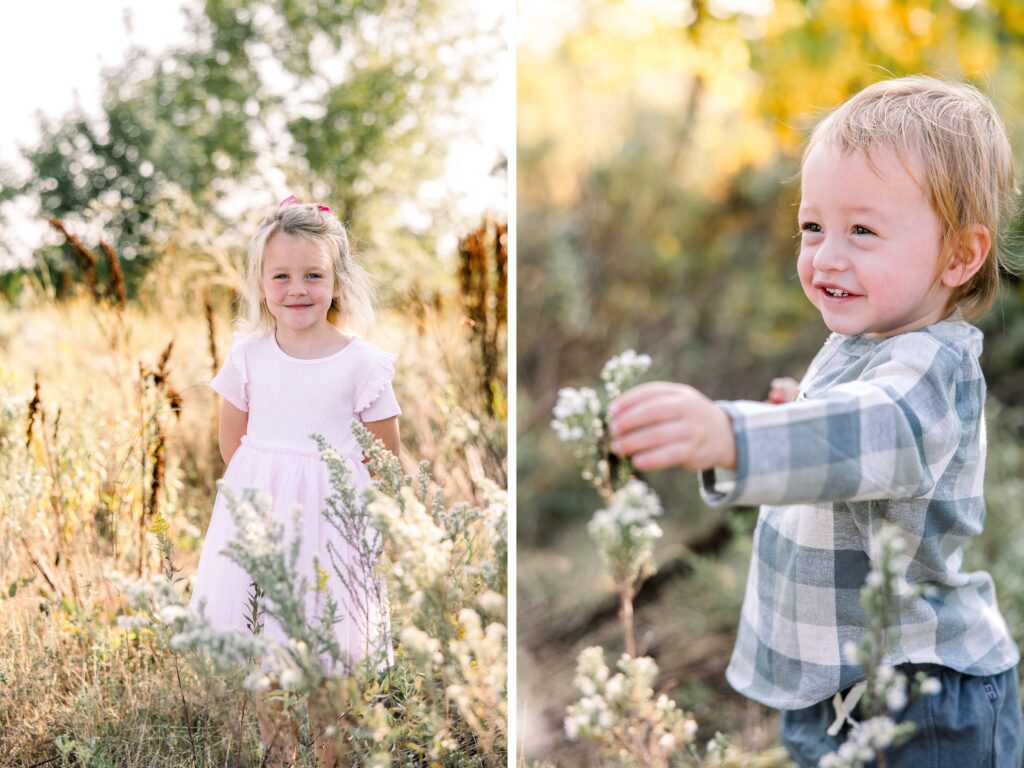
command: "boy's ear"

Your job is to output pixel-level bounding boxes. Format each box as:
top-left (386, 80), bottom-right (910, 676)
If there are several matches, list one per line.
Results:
top-left (941, 225), bottom-right (991, 288)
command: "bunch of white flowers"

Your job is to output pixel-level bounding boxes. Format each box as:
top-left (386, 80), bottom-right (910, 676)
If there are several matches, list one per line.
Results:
top-left (551, 386), bottom-right (603, 448)
top-left (588, 479), bottom-right (664, 589)
top-left (368, 486), bottom-right (453, 600)
top-left (446, 609), bottom-right (508, 753)
top-left (601, 350), bottom-right (653, 401)
top-left (399, 625), bottom-right (444, 667)
top-left (223, 486), bottom-right (279, 558)
top-left (565, 647), bottom-right (697, 768)
top-left (820, 717), bottom-right (908, 768)
top-left (552, 350), bottom-right (653, 493)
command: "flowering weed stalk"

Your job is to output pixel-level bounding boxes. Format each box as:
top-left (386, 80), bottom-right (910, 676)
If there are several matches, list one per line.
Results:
top-left (557, 353), bottom-right (795, 767)
top-left (821, 524), bottom-right (941, 768)
top-left (551, 350), bottom-right (651, 498)
top-left (588, 479), bottom-right (663, 656)
top-left (354, 422), bottom-right (508, 763)
top-left (565, 647), bottom-right (698, 768)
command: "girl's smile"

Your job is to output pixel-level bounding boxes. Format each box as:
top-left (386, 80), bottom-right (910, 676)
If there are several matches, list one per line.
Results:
top-left (261, 232), bottom-right (339, 339)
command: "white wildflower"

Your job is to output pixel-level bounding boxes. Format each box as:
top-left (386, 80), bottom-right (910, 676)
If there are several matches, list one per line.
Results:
top-left (400, 626), bottom-right (444, 665)
top-left (369, 487), bottom-right (452, 593)
top-left (158, 605), bottom-right (188, 624)
top-left (243, 672), bottom-right (271, 691)
top-left (588, 479), bottom-right (663, 588)
top-left (551, 386), bottom-right (604, 446)
top-left (279, 667), bottom-right (303, 691)
top-left (919, 676), bottom-right (941, 695)
top-left (842, 641), bottom-right (860, 665)
top-left (115, 614), bottom-right (150, 630)
top-left (601, 350), bottom-right (653, 401)
top-left (885, 682), bottom-right (908, 712)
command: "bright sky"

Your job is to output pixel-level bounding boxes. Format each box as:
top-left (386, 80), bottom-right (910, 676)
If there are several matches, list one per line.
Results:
top-left (1, 1), bottom-right (510, 266)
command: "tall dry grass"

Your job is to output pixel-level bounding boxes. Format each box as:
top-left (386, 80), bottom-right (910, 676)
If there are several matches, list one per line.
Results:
top-left (0, 233), bottom-right (507, 765)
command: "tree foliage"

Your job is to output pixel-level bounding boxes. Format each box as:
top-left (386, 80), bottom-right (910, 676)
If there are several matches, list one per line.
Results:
top-left (2, 0), bottom-right (500, 297)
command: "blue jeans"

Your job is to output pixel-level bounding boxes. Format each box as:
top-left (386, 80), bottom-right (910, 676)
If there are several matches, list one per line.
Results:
top-left (780, 665), bottom-right (1024, 767)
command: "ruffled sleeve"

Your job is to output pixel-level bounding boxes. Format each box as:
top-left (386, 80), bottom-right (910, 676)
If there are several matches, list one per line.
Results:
top-left (355, 349), bottom-right (401, 422)
top-left (210, 334), bottom-right (251, 412)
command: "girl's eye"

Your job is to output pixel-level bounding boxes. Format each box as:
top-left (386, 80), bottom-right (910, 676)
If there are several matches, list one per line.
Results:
top-left (852, 225), bottom-right (874, 236)
top-left (799, 222), bottom-right (821, 234)
top-left (273, 274), bottom-right (288, 280)
top-left (306, 273), bottom-right (323, 279)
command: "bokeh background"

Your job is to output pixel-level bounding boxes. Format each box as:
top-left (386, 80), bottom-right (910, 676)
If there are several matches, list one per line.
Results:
top-left (517, 0), bottom-right (1024, 763)
top-left (0, 1), bottom-right (508, 763)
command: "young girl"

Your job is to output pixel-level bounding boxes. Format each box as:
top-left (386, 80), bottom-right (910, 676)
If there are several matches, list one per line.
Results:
top-left (188, 196), bottom-right (401, 763)
top-left (610, 77), bottom-right (1022, 766)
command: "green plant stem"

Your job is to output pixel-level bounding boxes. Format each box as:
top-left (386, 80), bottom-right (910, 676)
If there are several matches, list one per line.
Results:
top-left (619, 588), bottom-right (636, 658)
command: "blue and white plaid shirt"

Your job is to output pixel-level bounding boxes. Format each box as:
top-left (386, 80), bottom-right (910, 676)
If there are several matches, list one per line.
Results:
top-left (701, 313), bottom-right (1020, 709)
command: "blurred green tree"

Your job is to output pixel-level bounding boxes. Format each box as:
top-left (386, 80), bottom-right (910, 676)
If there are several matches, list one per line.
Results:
top-left (2, 0), bottom-right (500, 298)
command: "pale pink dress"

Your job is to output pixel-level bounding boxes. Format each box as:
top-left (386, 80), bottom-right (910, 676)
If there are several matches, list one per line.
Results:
top-left (188, 331), bottom-right (400, 675)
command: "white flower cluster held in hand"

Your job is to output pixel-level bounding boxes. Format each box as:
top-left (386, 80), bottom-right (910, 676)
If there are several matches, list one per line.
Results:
top-left (564, 647), bottom-right (697, 768)
top-left (601, 349), bottom-right (653, 401)
top-left (588, 479), bottom-right (664, 588)
top-left (551, 386), bottom-right (603, 445)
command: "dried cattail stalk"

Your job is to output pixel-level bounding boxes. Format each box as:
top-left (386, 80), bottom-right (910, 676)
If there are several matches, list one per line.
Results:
top-left (45, 216), bottom-right (101, 301)
top-left (100, 240), bottom-right (128, 306)
top-left (25, 374), bottom-right (41, 449)
top-left (204, 293), bottom-right (220, 375)
top-left (494, 221), bottom-right (508, 331)
top-left (457, 219), bottom-right (509, 416)
top-left (153, 340), bottom-right (174, 387)
top-left (139, 339), bottom-right (178, 576)
top-left (149, 431), bottom-right (166, 528)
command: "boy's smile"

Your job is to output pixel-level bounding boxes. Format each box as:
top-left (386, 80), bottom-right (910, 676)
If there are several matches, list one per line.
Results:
top-left (797, 144), bottom-right (954, 338)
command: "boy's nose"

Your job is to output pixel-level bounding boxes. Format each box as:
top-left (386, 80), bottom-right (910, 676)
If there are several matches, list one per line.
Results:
top-left (811, 238), bottom-right (848, 272)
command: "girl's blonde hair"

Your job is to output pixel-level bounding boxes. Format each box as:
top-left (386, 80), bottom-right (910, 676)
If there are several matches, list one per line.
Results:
top-left (239, 202), bottom-right (376, 336)
top-left (805, 75), bottom-right (1018, 319)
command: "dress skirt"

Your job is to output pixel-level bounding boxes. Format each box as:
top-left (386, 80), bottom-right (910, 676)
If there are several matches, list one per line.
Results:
top-left (188, 435), bottom-right (391, 676)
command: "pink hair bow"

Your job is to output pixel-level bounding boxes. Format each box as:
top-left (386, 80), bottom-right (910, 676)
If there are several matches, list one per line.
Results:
top-left (279, 194), bottom-right (331, 214)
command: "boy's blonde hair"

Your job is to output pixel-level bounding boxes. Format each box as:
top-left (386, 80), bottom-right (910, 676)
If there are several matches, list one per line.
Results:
top-left (805, 75), bottom-right (1017, 319)
top-left (240, 202), bottom-right (376, 336)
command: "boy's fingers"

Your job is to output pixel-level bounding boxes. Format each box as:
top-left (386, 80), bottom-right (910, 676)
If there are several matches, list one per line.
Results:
top-left (631, 441), bottom-right (696, 472)
top-left (611, 420), bottom-right (687, 457)
top-left (610, 389), bottom-right (697, 437)
top-left (609, 381), bottom-right (689, 415)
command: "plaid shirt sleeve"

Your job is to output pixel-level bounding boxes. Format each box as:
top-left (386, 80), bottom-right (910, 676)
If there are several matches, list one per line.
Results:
top-left (700, 332), bottom-right (962, 508)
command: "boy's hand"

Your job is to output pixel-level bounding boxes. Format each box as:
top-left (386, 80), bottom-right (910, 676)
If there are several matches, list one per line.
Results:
top-left (767, 377), bottom-right (800, 404)
top-left (608, 382), bottom-right (736, 472)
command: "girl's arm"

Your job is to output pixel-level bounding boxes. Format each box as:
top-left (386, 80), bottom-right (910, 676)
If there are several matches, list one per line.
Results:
top-left (219, 400), bottom-right (248, 465)
top-left (364, 415), bottom-right (401, 457)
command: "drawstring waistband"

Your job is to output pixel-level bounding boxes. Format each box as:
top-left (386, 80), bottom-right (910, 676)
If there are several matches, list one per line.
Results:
top-left (827, 681), bottom-right (868, 736)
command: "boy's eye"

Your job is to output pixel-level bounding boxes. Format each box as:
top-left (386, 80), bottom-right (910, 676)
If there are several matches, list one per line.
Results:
top-left (799, 222), bottom-right (821, 234)
top-left (852, 225), bottom-right (874, 236)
